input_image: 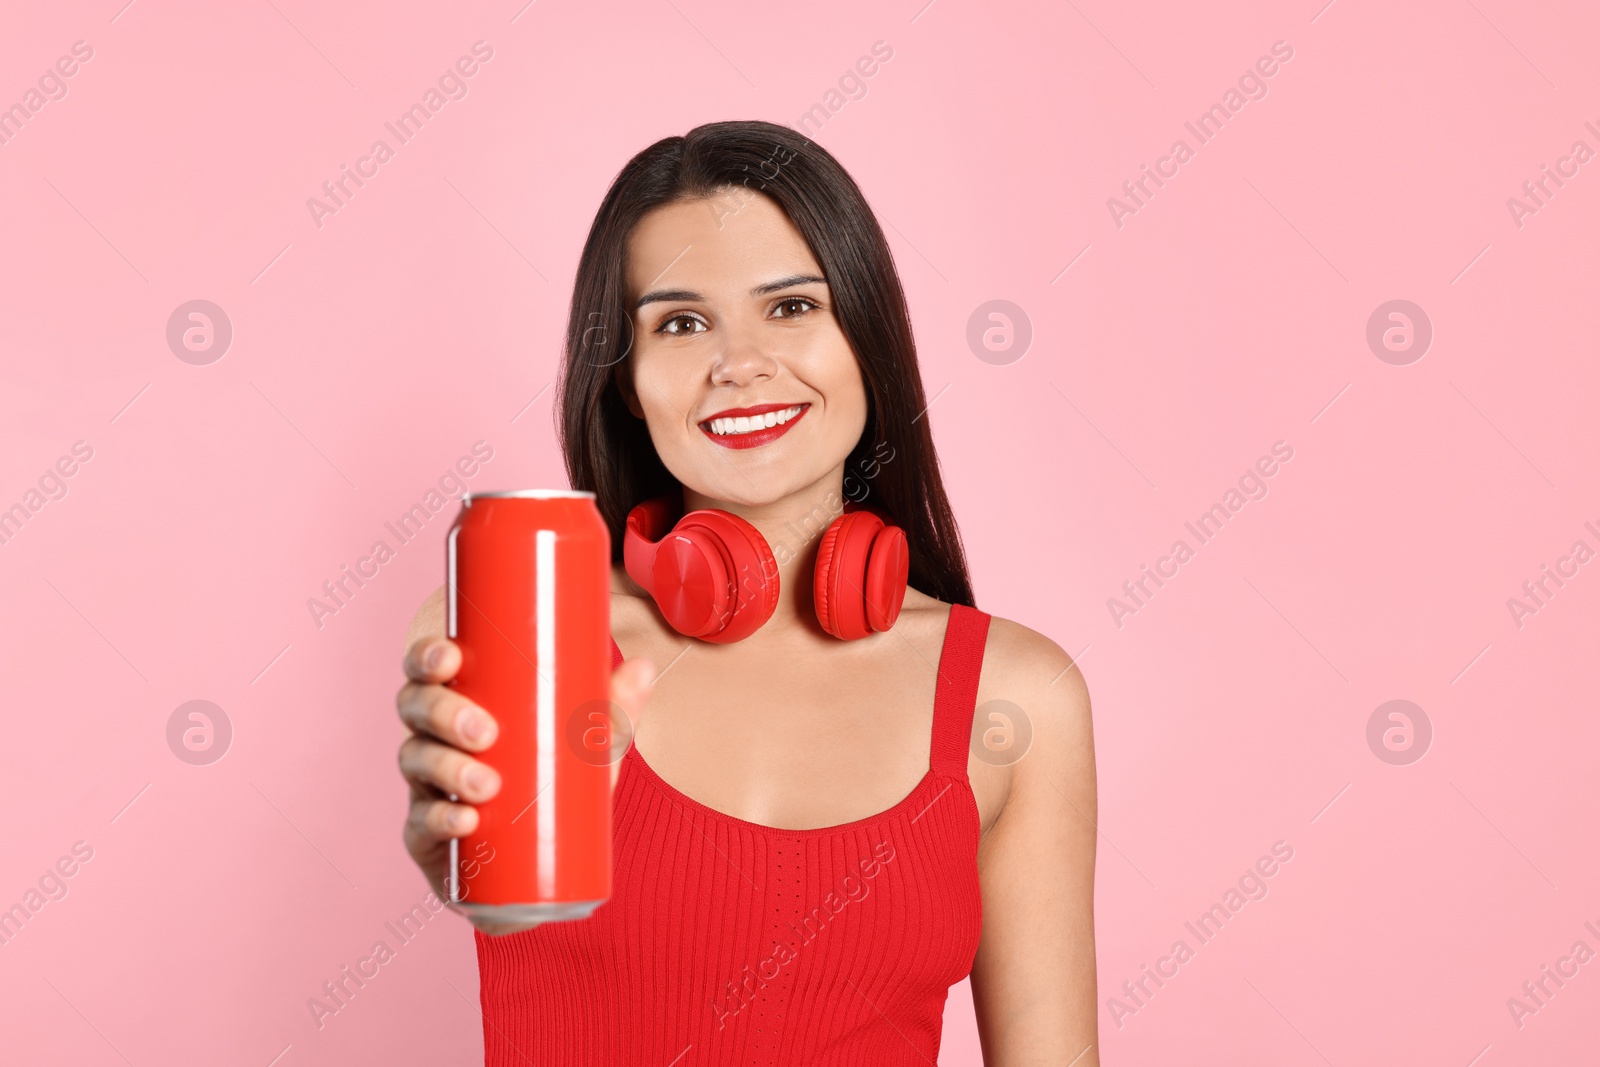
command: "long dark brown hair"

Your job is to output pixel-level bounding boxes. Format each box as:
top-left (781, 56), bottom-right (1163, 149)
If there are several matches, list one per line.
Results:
top-left (555, 120), bottom-right (974, 608)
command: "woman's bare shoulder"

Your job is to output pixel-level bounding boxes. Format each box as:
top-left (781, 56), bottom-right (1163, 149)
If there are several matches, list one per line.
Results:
top-left (980, 613), bottom-right (1088, 702)
top-left (973, 611), bottom-right (1094, 797)
top-left (904, 588), bottom-right (1087, 699)
top-left (895, 593), bottom-right (1091, 832)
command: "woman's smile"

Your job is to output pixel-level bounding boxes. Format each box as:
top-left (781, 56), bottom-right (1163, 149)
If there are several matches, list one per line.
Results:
top-left (698, 402), bottom-right (810, 450)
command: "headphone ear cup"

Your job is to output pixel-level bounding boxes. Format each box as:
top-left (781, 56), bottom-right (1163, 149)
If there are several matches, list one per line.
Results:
top-left (647, 525), bottom-right (736, 639)
top-left (815, 510), bottom-right (906, 640)
top-left (863, 524), bottom-right (909, 634)
top-left (625, 496), bottom-right (779, 642)
top-left (812, 519), bottom-right (846, 638)
top-left (661, 510), bottom-right (778, 643)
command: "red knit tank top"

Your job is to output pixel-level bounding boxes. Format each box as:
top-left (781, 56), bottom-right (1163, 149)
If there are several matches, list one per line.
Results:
top-left (474, 604), bottom-right (992, 1065)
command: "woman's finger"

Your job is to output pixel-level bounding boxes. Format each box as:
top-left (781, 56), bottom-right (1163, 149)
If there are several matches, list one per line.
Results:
top-left (402, 635), bottom-right (460, 684)
top-left (404, 794), bottom-right (479, 846)
top-left (396, 680), bottom-right (498, 752)
top-left (397, 734), bottom-right (501, 803)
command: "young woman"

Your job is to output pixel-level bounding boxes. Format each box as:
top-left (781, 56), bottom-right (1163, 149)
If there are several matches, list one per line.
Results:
top-left (396, 120), bottom-right (1098, 1065)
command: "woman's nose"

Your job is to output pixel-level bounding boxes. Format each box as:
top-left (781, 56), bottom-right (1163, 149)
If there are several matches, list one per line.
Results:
top-left (709, 327), bottom-right (779, 387)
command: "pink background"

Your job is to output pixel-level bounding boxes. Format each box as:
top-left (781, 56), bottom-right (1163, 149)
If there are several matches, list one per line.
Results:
top-left (3, 0), bottom-right (1597, 1063)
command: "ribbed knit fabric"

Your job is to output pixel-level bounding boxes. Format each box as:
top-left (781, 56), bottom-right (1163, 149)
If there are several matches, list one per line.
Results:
top-left (474, 603), bottom-right (992, 1066)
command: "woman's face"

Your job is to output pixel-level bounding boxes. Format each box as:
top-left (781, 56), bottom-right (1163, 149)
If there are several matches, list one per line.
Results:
top-left (618, 188), bottom-right (868, 508)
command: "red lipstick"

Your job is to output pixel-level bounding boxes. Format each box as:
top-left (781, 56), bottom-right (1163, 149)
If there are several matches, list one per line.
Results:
top-left (698, 402), bottom-right (809, 451)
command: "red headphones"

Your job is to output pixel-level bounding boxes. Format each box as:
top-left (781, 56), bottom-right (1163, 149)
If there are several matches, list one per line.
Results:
top-left (622, 492), bottom-right (910, 642)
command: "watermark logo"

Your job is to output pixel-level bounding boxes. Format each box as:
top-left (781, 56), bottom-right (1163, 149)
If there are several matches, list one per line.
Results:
top-left (1107, 839), bottom-right (1295, 1029)
top-left (1506, 921), bottom-right (1599, 1030)
top-left (970, 699), bottom-right (1032, 766)
top-left (166, 700), bottom-right (232, 766)
top-left (1506, 122), bottom-right (1600, 230)
top-left (791, 41), bottom-right (894, 138)
top-left (0, 840), bottom-right (95, 949)
top-left (566, 698), bottom-right (628, 767)
top-left (306, 867), bottom-right (489, 1030)
top-left (1365, 300), bottom-right (1431, 366)
top-left (0, 440), bottom-right (94, 548)
top-left (1106, 40), bottom-right (1295, 229)
top-left (755, 440), bottom-right (897, 568)
top-left (966, 300), bottom-right (1032, 365)
top-left (1506, 523), bottom-right (1597, 629)
top-left (1365, 699), bottom-right (1431, 766)
top-left (443, 839), bottom-right (496, 904)
top-left (307, 442), bottom-right (494, 630)
top-left (166, 300), bottom-right (232, 366)
top-left (307, 41), bottom-right (495, 229)
top-left (707, 143), bottom-right (797, 229)
top-left (578, 308), bottom-right (634, 369)
top-left (0, 40), bottom-right (94, 149)
top-left (710, 839), bottom-right (896, 1031)
top-left (1108, 441), bottom-right (1294, 628)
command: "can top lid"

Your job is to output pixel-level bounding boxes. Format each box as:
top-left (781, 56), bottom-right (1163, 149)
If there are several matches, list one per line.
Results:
top-left (465, 489), bottom-right (596, 501)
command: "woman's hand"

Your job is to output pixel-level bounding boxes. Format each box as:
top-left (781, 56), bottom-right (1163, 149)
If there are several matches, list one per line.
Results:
top-left (396, 623), bottom-right (654, 938)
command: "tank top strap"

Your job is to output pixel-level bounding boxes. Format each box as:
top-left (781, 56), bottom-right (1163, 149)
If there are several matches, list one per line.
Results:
top-left (609, 635), bottom-right (623, 671)
top-left (928, 603), bottom-right (992, 780)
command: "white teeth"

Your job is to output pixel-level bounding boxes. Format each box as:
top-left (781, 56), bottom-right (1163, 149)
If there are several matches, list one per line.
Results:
top-left (705, 405), bottom-right (804, 436)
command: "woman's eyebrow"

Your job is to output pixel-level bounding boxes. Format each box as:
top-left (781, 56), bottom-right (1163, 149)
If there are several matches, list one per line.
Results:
top-left (752, 273), bottom-right (827, 296)
top-left (634, 273), bottom-right (827, 311)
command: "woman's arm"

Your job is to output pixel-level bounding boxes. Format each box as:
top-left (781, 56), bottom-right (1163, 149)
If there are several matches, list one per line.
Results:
top-left (969, 619), bottom-right (1099, 1066)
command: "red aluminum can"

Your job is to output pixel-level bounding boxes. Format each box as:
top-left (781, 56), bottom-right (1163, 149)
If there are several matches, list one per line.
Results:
top-left (444, 489), bottom-right (612, 923)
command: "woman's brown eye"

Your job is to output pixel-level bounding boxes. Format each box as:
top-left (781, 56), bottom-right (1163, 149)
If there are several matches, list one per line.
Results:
top-left (658, 314), bottom-right (703, 336)
top-left (775, 297), bottom-right (818, 318)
